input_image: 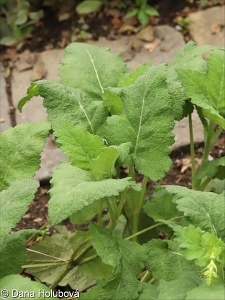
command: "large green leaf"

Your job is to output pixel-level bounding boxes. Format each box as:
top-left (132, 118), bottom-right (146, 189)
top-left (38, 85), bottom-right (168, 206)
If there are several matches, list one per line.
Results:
top-left (176, 49), bottom-right (225, 128)
top-left (53, 121), bottom-right (119, 179)
top-left (0, 120), bottom-right (50, 191)
top-left (58, 43), bottom-right (127, 99)
top-left (0, 275), bottom-right (55, 300)
top-left (0, 179), bottom-right (39, 238)
top-left (165, 185), bottom-right (225, 239)
top-left (25, 227), bottom-right (105, 290)
top-left (167, 41), bottom-right (217, 121)
top-left (104, 64), bottom-right (174, 181)
top-left (156, 273), bottom-right (201, 300)
top-left (49, 162), bottom-right (137, 225)
top-left (186, 284), bottom-right (225, 300)
top-left (0, 230), bottom-right (37, 278)
top-left (144, 239), bottom-right (199, 282)
top-left (81, 225), bottom-right (146, 300)
top-left (143, 187), bottom-right (180, 222)
top-left (18, 81), bottom-right (107, 134)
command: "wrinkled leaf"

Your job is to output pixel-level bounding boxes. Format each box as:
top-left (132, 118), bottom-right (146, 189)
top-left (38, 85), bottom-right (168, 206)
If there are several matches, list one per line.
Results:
top-left (0, 121), bottom-right (50, 191)
top-left (104, 64), bottom-right (174, 181)
top-left (59, 43), bottom-right (127, 99)
top-left (49, 162), bottom-right (137, 225)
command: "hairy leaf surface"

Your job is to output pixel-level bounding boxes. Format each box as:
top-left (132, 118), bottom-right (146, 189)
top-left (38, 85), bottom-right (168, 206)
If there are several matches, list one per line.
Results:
top-left (165, 185), bottom-right (225, 239)
top-left (19, 81), bottom-right (107, 134)
top-left (0, 121), bottom-right (50, 191)
top-left (104, 64), bottom-right (174, 181)
top-left (58, 43), bottom-right (127, 98)
top-left (157, 273), bottom-right (201, 300)
top-left (186, 284), bottom-right (225, 300)
top-left (0, 230), bottom-right (36, 278)
top-left (49, 163), bottom-right (136, 225)
top-left (0, 179), bottom-right (39, 238)
top-left (0, 275), bottom-right (55, 300)
top-left (81, 225), bottom-right (146, 300)
top-left (177, 49), bottom-right (225, 128)
top-left (144, 240), bottom-right (199, 282)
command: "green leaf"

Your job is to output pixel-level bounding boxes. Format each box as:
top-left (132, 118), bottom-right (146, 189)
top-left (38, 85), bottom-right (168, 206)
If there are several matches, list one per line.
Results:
top-left (0, 179), bottom-right (39, 238)
top-left (143, 187), bottom-right (180, 222)
top-left (58, 43), bottom-right (127, 99)
top-left (53, 121), bottom-right (104, 168)
top-left (177, 49), bottom-right (225, 128)
top-left (102, 88), bottom-right (122, 115)
top-left (76, 1), bottom-right (102, 14)
top-left (145, 6), bottom-right (159, 16)
top-left (26, 227), bottom-right (98, 289)
top-left (165, 185), bottom-right (225, 239)
top-left (0, 230), bottom-right (37, 278)
top-left (137, 10), bottom-right (149, 25)
top-left (139, 282), bottom-right (158, 300)
top-left (18, 83), bottom-right (39, 112)
top-left (54, 120), bottom-right (119, 180)
top-left (174, 225), bottom-right (225, 267)
top-left (118, 62), bottom-right (152, 88)
top-left (0, 120), bottom-right (50, 191)
top-left (104, 64), bottom-right (174, 181)
top-left (70, 201), bottom-right (107, 225)
top-left (186, 284), bottom-right (225, 300)
top-left (157, 273), bottom-right (201, 300)
top-left (124, 8), bottom-right (138, 19)
top-left (0, 275), bottom-right (55, 300)
top-left (18, 81), bottom-right (107, 134)
top-left (49, 162), bottom-right (136, 225)
top-left (90, 147), bottom-right (119, 180)
top-left (144, 240), bottom-right (200, 282)
top-left (205, 178), bottom-right (225, 194)
top-left (81, 225), bottom-right (145, 300)
top-left (167, 42), bottom-right (217, 121)
top-left (194, 156), bottom-right (225, 181)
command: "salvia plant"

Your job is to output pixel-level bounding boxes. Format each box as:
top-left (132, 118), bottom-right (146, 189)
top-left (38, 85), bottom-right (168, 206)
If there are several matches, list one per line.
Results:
top-left (0, 41), bottom-right (224, 299)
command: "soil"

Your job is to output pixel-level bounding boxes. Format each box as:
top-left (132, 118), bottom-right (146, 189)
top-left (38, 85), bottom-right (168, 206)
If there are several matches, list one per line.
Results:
top-left (1, 0), bottom-right (224, 232)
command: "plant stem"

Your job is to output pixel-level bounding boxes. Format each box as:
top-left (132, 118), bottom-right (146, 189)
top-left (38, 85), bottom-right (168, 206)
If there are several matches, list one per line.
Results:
top-left (126, 216), bottom-right (182, 240)
top-left (97, 199), bottom-right (103, 226)
top-left (140, 270), bottom-right (151, 282)
top-left (188, 113), bottom-right (196, 188)
top-left (22, 262), bottom-right (66, 268)
top-left (50, 238), bottom-right (91, 289)
top-left (26, 221), bottom-right (49, 244)
top-left (194, 122), bottom-right (221, 190)
top-left (132, 176), bottom-right (148, 241)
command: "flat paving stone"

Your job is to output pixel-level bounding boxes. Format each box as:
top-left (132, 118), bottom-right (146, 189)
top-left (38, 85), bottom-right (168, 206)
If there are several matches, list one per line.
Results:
top-left (189, 6), bottom-right (225, 47)
top-left (0, 64), bottom-right (11, 132)
top-left (10, 25), bottom-right (204, 180)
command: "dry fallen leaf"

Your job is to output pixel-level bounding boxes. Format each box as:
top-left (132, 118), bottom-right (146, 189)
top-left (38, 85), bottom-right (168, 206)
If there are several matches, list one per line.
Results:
top-left (144, 38), bottom-right (161, 52)
top-left (30, 57), bottom-right (47, 81)
top-left (137, 25), bottom-right (154, 42)
top-left (15, 50), bottom-right (37, 72)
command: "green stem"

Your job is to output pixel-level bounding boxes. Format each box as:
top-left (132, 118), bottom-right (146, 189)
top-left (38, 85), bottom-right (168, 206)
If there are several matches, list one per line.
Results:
top-left (97, 199), bottom-right (103, 226)
top-left (198, 177), bottom-right (211, 191)
top-left (140, 270), bottom-right (151, 282)
top-left (194, 123), bottom-right (221, 190)
top-left (22, 262), bottom-right (66, 268)
top-left (50, 238), bottom-right (91, 289)
top-left (126, 216), bottom-right (182, 241)
top-left (188, 113), bottom-right (196, 188)
top-left (26, 221), bottom-right (49, 244)
top-left (132, 176), bottom-right (148, 241)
